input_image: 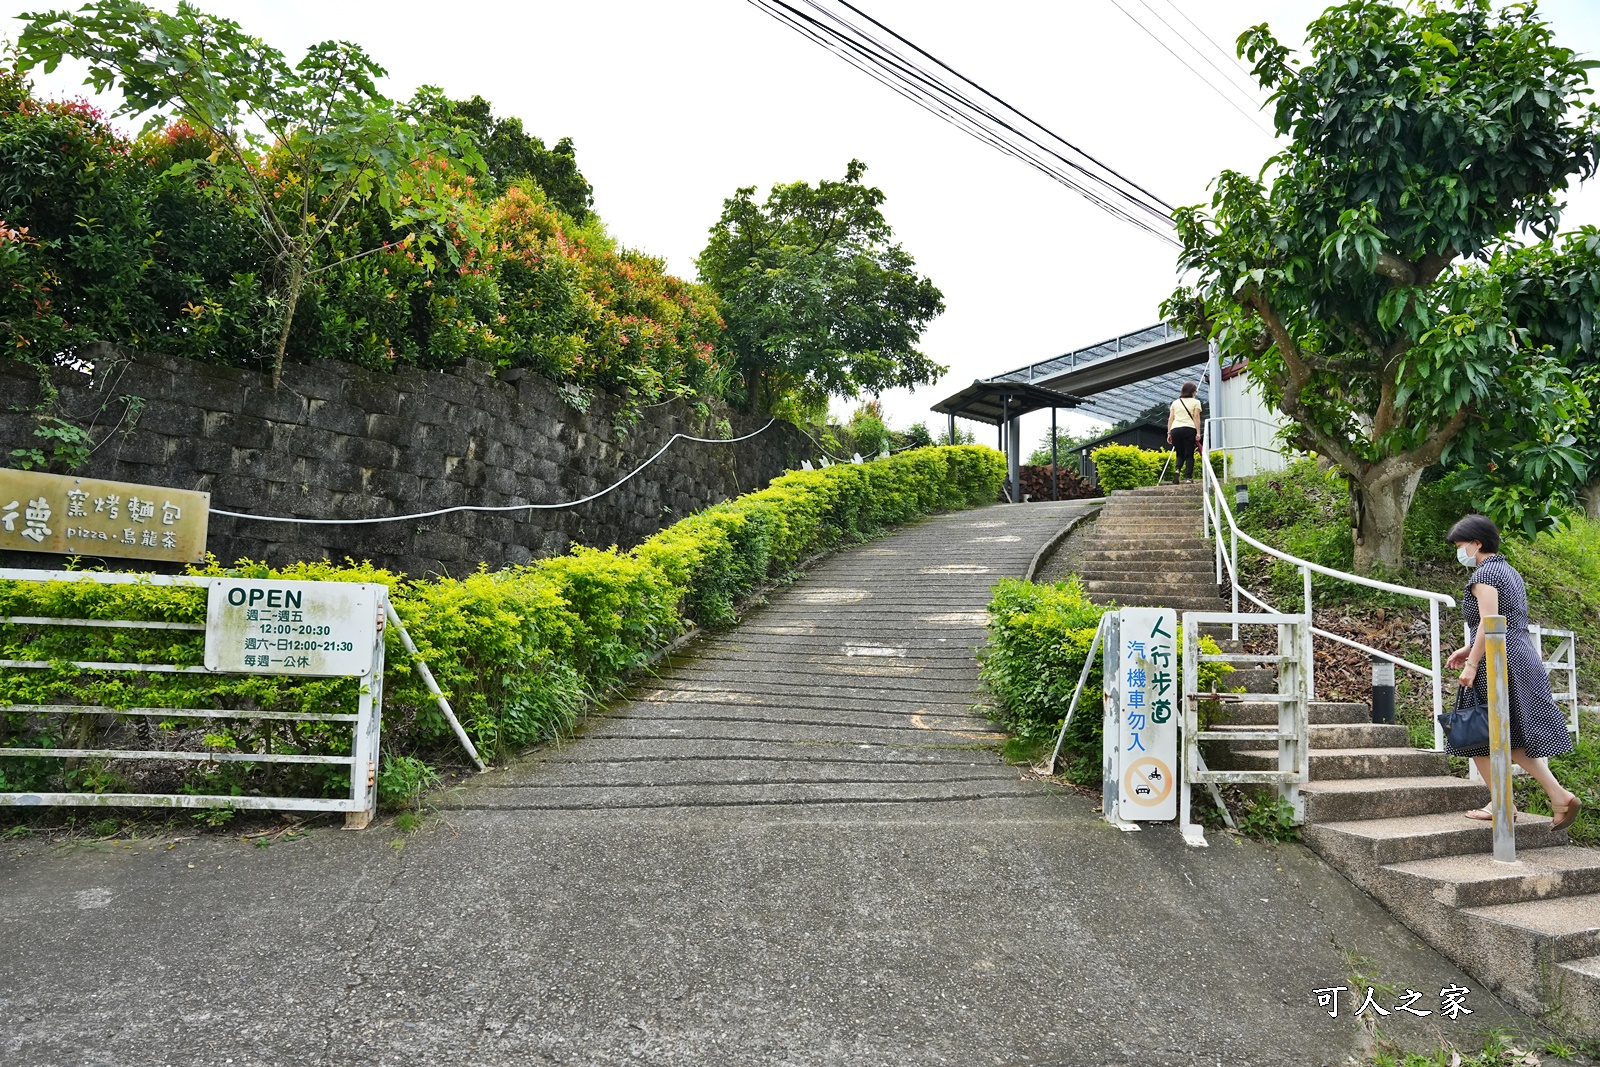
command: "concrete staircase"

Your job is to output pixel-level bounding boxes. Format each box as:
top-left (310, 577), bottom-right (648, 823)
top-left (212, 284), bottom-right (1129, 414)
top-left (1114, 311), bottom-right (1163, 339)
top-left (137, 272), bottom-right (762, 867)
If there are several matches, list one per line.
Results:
top-left (1206, 642), bottom-right (1600, 1033)
top-left (1074, 480), bottom-right (1600, 1032)
top-left (1074, 482), bottom-right (1231, 613)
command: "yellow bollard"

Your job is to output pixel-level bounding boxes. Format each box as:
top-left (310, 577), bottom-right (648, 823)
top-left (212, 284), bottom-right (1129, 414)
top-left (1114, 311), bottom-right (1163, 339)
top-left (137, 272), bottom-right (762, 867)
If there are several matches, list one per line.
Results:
top-left (1483, 616), bottom-right (1517, 864)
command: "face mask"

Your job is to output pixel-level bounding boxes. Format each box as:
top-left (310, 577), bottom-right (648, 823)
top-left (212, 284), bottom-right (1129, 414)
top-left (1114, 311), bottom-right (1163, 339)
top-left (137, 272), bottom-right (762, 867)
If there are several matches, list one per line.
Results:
top-left (1457, 545), bottom-right (1476, 568)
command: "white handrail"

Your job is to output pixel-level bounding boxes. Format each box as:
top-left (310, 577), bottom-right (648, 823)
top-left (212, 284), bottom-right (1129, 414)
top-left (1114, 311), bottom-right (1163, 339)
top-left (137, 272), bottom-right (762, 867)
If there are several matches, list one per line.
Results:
top-left (1201, 417), bottom-right (1456, 747)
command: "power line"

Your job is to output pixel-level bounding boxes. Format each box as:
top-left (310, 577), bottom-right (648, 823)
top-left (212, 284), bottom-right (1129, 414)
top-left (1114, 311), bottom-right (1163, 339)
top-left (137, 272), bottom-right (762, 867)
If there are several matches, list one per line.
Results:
top-left (1157, 0), bottom-right (1262, 92)
top-left (745, 0), bottom-right (1182, 246)
top-left (819, 0), bottom-right (1177, 216)
top-left (782, 0), bottom-right (1175, 236)
top-left (1105, 0), bottom-right (1275, 138)
top-left (754, 0), bottom-right (1176, 242)
top-left (1135, 0), bottom-right (1264, 109)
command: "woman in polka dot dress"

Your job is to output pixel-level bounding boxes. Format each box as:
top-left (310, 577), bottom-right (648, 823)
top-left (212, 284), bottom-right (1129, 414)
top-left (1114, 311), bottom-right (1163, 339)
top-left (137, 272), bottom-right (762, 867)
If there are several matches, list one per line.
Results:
top-left (1444, 515), bottom-right (1581, 831)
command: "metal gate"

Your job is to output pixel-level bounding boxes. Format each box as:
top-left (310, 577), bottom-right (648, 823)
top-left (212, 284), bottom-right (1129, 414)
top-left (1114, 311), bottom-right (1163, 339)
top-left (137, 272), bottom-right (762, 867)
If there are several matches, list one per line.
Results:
top-left (1178, 611), bottom-right (1310, 848)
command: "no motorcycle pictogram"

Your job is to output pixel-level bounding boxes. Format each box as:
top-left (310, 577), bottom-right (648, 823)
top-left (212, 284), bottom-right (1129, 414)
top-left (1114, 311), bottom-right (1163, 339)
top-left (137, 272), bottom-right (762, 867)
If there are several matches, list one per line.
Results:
top-left (1123, 756), bottom-right (1174, 807)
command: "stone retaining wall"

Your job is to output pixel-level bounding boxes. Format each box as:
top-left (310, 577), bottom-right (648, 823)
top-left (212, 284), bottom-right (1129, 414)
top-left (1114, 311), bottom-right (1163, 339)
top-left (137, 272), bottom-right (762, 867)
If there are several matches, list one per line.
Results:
top-left (0, 347), bottom-right (811, 576)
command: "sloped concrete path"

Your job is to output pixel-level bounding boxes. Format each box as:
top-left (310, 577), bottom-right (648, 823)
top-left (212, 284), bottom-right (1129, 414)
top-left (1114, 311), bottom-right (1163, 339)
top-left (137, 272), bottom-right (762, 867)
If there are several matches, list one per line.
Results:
top-left (0, 503), bottom-right (1544, 1067)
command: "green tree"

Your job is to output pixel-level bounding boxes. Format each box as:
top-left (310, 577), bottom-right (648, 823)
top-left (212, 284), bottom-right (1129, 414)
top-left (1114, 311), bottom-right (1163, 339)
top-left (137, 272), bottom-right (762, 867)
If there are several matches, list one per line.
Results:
top-left (419, 94), bottom-right (592, 219)
top-left (1028, 425), bottom-right (1095, 467)
top-left (18, 1), bottom-right (484, 385)
top-left (1166, 0), bottom-right (1600, 570)
top-left (696, 160), bottom-right (945, 416)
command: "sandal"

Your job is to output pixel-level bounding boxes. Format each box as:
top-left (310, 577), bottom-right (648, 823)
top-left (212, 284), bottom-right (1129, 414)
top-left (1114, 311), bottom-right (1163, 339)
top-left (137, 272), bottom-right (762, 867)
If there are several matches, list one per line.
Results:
top-left (1464, 807), bottom-right (1519, 822)
top-left (1551, 796), bottom-right (1583, 832)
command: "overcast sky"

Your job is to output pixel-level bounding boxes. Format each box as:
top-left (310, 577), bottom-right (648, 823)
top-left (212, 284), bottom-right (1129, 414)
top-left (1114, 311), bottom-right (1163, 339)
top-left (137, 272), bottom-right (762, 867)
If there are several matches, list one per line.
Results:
top-left (12, 0), bottom-right (1600, 456)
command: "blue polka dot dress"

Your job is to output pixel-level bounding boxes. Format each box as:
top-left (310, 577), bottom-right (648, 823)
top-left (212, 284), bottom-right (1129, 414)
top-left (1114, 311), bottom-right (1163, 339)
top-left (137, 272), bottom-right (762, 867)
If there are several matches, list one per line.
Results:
top-left (1456, 554), bottom-right (1574, 758)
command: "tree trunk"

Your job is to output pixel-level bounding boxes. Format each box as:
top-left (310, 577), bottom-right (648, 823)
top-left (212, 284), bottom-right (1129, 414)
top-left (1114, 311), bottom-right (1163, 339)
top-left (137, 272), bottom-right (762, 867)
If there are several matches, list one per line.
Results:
top-left (1350, 468), bottom-right (1422, 574)
top-left (1582, 478), bottom-right (1600, 521)
top-left (271, 257), bottom-right (305, 389)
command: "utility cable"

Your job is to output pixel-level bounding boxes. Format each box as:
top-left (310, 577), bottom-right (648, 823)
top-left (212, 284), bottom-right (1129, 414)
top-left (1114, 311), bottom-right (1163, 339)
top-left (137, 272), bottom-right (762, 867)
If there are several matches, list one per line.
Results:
top-left (746, 0), bottom-right (1182, 246)
top-left (811, 0), bottom-right (1176, 219)
top-left (1156, 0), bottom-right (1262, 93)
top-left (1105, 0), bottom-right (1275, 137)
top-left (1138, 0), bottom-right (1264, 108)
top-left (756, 1), bottom-right (1175, 242)
top-left (209, 419), bottom-right (778, 525)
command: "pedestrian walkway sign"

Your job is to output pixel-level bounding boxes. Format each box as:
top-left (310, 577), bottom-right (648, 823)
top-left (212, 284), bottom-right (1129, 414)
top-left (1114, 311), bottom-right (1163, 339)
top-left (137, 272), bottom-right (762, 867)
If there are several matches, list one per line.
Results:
top-left (1103, 606), bottom-right (1179, 823)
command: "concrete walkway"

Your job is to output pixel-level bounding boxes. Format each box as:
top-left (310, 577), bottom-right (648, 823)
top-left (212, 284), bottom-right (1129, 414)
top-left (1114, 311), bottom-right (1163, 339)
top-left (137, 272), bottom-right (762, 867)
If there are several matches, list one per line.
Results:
top-left (0, 503), bottom-right (1546, 1067)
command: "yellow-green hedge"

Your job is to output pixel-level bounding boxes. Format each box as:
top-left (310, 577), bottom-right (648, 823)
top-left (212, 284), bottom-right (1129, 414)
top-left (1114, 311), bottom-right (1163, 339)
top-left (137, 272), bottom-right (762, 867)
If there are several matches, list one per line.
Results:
top-left (1090, 444), bottom-right (1227, 490)
top-left (0, 445), bottom-right (1005, 806)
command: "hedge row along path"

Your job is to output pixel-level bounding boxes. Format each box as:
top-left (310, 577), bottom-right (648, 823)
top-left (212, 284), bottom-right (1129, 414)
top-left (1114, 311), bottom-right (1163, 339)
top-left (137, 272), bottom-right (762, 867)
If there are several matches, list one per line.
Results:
top-left (0, 500), bottom-right (1538, 1066)
top-left (436, 507), bottom-right (1086, 813)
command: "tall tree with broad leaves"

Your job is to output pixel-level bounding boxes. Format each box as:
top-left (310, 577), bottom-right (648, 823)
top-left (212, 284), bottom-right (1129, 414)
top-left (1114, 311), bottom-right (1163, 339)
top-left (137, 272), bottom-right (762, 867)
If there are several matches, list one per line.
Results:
top-left (697, 160), bottom-right (944, 417)
top-left (1488, 228), bottom-right (1600, 521)
top-left (1165, 0), bottom-right (1600, 571)
top-left (418, 94), bottom-right (593, 219)
top-left (17, 1), bottom-right (484, 386)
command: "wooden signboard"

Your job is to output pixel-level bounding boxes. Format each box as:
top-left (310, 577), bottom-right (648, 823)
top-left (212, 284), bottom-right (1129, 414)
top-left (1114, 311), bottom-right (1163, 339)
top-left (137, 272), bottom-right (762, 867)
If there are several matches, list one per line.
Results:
top-left (0, 468), bottom-right (209, 564)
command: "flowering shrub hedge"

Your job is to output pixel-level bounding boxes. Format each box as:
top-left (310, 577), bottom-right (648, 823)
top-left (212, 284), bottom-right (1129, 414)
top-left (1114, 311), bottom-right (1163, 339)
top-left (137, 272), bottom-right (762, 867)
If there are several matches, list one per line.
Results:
top-left (0, 67), bottom-right (729, 421)
top-left (0, 446), bottom-right (1004, 809)
top-left (980, 576), bottom-right (1230, 784)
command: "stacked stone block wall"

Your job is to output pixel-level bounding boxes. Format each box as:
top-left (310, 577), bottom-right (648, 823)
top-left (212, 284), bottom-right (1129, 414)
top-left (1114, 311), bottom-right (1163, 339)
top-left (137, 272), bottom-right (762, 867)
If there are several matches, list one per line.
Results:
top-left (0, 347), bottom-right (812, 576)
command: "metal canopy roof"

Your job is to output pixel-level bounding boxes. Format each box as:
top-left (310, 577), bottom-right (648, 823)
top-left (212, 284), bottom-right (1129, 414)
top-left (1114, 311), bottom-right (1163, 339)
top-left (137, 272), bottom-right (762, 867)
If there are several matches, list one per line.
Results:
top-left (941, 323), bottom-right (1210, 427)
top-left (928, 379), bottom-right (1084, 426)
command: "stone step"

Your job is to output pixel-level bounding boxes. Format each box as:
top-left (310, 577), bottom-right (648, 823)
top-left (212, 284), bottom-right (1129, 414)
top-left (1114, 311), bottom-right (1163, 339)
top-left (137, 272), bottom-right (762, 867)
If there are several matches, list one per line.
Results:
top-left (1461, 891), bottom-right (1600, 961)
top-left (1077, 535), bottom-right (1212, 549)
top-left (1077, 548), bottom-right (1215, 564)
top-left (1381, 846), bottom-right (1600, 910)
top-left (1226, 722), bottom-right (1412, 751)
top-left (1074, 571), bottom-right (1217, 588)
top-left (1218, 700), bottom-right (1369, 726)
top-left (1225, 667), bottom-right (1277, 692)
top-left (1086, 595), bottom-right (1233, 612)
top-left (1073, 561), bottom-right (1215, 577)
top-left (1224, 746), bottom-right (1450, 780)
top-left (1094, 510), bottom-right (1203, 522)
top-left (1082, 579), bottom-right (1222, 598)
top-left (1554, 955), bottom-right (1600, 1031)
top-left (1093, 521), bottom-right (1203, 535)
top-left (1300, 776), bottom-right (1486, 822)
top-left (1304, 809), bottom-right (1568, 866)
top-left (1112, 486), bottom-right (1203, 497)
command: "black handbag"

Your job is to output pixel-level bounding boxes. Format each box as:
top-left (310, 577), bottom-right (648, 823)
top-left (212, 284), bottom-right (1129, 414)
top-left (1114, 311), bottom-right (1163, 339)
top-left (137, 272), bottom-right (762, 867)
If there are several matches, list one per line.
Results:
top-left (1437, 684), bottom-right (1489, 753)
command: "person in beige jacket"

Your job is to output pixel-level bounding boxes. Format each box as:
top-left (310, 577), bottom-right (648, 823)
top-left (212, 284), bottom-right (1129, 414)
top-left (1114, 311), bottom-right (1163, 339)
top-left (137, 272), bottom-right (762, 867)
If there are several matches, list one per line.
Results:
top-left (1166, 382), bottom-right (1203, 482)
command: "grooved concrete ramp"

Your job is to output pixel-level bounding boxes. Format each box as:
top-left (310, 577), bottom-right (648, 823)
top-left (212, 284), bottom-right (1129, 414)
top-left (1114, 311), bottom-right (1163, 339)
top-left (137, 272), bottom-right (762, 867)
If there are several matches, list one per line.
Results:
top-left (0, 503), bottom-right (1545, 1067)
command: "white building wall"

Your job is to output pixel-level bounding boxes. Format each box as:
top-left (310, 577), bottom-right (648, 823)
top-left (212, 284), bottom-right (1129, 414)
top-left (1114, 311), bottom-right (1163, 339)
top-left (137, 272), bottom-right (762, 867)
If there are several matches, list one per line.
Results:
top-left (1214, 367), bottom-right (1293, 478)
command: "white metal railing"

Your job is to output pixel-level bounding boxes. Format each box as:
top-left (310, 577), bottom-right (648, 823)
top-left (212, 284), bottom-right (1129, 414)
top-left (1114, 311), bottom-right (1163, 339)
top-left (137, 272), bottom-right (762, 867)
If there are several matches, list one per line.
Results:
top-left (1533, 626), bottom-right (1581, 740)
top-left (1200, 417), bottom-right (1458, 748)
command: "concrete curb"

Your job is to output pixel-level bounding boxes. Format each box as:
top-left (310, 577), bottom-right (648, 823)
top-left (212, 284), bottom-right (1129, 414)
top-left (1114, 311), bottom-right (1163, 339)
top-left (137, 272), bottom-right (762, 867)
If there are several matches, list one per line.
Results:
top-left (1023, 501), bottom-right (1104, 582)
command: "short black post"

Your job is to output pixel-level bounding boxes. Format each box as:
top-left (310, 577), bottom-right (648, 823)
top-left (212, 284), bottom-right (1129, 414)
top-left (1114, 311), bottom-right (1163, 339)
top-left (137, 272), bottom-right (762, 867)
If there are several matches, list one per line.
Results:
top-left (1370, 655), bottom-right (1396, 724)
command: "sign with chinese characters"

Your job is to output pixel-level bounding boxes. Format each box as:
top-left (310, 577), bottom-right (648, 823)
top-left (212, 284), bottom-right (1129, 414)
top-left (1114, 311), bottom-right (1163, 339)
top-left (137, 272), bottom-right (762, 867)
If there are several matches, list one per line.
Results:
top-left (0, 468), bottom-right (209, 563)
top-left (1117, 607), bottom-right (1179, 821)
top-left (204, 579), bottom-right (384, 678)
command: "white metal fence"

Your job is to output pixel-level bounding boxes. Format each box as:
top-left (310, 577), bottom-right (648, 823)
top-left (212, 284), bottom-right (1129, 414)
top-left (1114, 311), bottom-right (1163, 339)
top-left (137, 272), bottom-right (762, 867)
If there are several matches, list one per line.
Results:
top-left (0, 568), bottom-right (482, 828)
top-left (1179, 611), bottom-right (1310, 847)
